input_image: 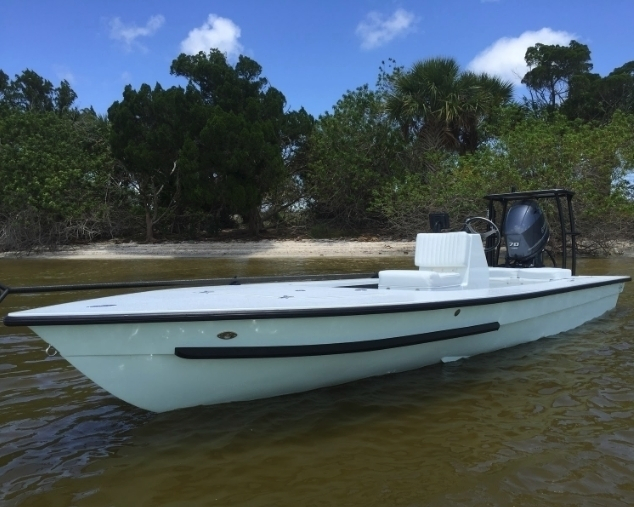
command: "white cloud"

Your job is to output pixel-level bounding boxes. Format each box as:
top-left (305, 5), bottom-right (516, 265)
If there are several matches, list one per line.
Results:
top-left (180, 14), bottom-right (243, 58)
top-left (54, 65), bottom-right (75, 84)
top-left (109, 14), bottom-right (165, 52)
top-left (356, 8), bottom-right (417, 50)
top-left (467, 28), bottom-right (576, 85)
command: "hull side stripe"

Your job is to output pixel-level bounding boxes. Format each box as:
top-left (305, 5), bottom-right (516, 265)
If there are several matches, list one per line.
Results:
top-left (174, 322), bottom-right (500, 359)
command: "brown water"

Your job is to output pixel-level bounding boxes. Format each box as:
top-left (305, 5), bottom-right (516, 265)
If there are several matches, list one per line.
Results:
top-left (1, 256), bottom-right (633, 506)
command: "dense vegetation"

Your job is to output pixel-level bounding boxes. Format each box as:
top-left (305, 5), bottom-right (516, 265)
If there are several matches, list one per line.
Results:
top-left (1, 41), bottom-right (633, 252)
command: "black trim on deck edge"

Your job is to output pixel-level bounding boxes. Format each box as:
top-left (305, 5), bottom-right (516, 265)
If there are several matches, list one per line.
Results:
top-left (3, 277), bottom-right (629, 327)
top-left (174, 322), bottom-right (500, 359)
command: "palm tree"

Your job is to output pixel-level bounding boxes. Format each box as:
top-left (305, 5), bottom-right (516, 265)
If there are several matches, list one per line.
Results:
top-left (386, 57), bottom-right (513, 154)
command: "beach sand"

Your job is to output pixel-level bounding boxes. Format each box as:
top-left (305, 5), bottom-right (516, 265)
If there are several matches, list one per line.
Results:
top-left (3, 238), bottom-right (631, 260)
top-left (0, 239), bottom-right (417, 259)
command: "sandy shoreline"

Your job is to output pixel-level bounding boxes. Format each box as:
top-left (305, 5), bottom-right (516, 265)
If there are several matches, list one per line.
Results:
top-left (0, 239), bottom-right (417, 259)
top-left (3, 238), bottom-right (632, 260)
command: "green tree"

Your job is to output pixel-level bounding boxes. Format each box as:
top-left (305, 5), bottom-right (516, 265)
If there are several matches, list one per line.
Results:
top-left (307, 85), bottom-right (404, 228)
top-left (0, 70), bottom-right (8, 107)
top-left (0, 109), bottom-right (117, 250)
top-left (0, 69), bottom-right (78, 114)
top-left (262, 106), bottom-right (315, 227)
top-left (6, 69), bottom-right (55, 111)
top-left (522, 40), bottom-right (592, 111)
top-left (563, 60), bottom-right (634, 123)
top-left (54, 79), bottom-right (78, 116)
top-left (108, 83), bottom-right (188, 241)
top-left (386, 57), bottom-right (513, 155)
top-left (462, 110), bottom-right (634, 250)
top-left (373, 106), bottom-right (634, 245)
top-left (171, 50), bottom-right (294, 233)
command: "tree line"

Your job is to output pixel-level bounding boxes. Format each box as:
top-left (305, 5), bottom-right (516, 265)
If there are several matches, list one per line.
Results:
top-left (1, 41), bottom-right (633, 252)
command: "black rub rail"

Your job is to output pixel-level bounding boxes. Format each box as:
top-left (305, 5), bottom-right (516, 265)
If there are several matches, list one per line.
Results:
top-left (4, 276), bottom-right (629, 327)
top-left (174, 322), bottom-right (501, 359)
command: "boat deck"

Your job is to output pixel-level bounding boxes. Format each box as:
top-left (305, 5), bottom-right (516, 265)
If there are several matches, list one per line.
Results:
top-left (5, 270), bottom-right (629, 325)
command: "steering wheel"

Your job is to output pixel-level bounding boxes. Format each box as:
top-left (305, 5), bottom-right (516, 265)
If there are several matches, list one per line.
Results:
top-left (464, 216), bottom-right (501, 253)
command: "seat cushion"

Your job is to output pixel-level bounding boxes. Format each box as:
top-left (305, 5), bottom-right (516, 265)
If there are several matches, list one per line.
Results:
top-left (517, 268), bottom-right (572, 280)
top-left (378, 270), bottom-right (462, 289)
top-left (488, 267), bottom-right (520, 279)
top-left (415, 232), bottom-right (470, 268)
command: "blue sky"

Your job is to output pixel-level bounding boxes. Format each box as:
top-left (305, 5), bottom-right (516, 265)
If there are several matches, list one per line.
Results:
top-left (1, 0), bottom-right (633, 117)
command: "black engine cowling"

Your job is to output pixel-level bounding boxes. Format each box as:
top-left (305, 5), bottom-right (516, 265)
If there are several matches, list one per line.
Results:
top-left (503, 200), bottom-right (549, 267)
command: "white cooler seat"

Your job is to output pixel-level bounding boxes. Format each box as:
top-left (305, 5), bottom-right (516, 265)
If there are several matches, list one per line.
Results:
top-left (379, 232), bottom-right (489, 290)
top-left (488, 267), bottom-right (521, 279)
top-left (379, 270), bottom-right (462, 289)
top-left (488, 267), bottom-right (571, 281)
top-left (518, 268), bottom-right (572, 280)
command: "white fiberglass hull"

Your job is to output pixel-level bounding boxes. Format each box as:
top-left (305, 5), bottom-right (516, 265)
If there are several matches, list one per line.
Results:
top-left (10, 275), bottom-right (626, 412)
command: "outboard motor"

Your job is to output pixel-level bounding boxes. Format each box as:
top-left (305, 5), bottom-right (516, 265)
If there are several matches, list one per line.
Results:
top-left (503, 200), bottom-right (549, 267)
